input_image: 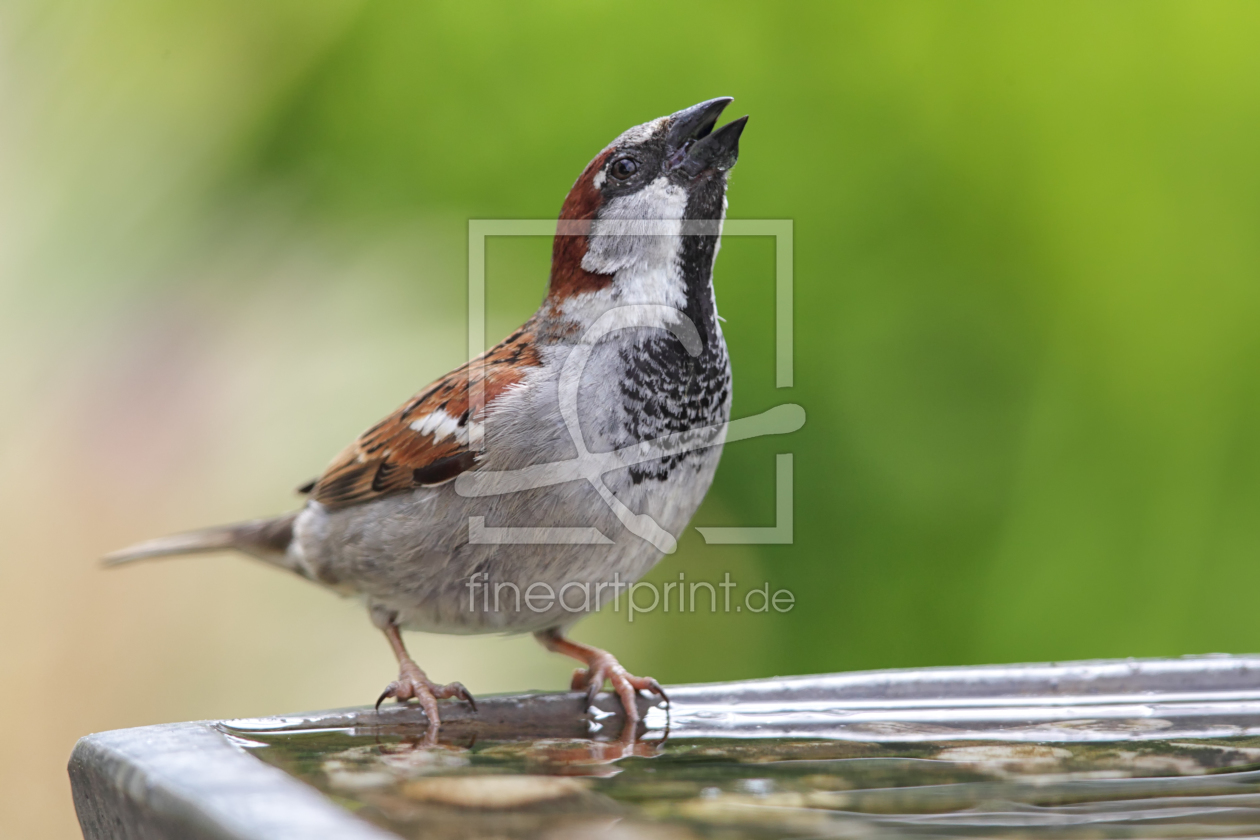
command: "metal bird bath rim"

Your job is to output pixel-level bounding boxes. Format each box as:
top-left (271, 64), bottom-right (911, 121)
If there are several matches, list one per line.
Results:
top-left (69, 654), bottom-right (1260, 840)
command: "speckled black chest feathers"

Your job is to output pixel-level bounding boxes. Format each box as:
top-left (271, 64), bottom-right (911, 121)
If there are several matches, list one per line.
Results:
top-left (619, 333), bottom-right (730, 484)
top-left (619, 191), bottom-right (732, 485)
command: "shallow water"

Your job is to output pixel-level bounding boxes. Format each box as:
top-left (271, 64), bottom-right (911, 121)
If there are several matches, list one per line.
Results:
top-left (234, 726), bottom-right (1260, 838)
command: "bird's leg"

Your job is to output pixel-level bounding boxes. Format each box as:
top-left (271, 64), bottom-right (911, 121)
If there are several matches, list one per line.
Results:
top-left (375, 622), bottom-right (476, 730)
top-left (534, 628), bottom-right (668, 738)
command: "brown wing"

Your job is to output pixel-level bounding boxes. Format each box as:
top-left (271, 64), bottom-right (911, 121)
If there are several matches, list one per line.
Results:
top-left (307, 323), bottom-right (541, 509)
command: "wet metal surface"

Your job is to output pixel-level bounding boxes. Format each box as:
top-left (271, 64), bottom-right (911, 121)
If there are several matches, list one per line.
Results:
top-left (235, 728), bottom-right (1260, 839)
top-left (222, 656), bottom-right (1260, 839)
top-left (71, 656), bottom-right (1260, 839)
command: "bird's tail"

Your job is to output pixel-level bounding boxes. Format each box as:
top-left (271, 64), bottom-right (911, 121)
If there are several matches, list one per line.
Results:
top-left (103, 513), bottom-right (297, 568)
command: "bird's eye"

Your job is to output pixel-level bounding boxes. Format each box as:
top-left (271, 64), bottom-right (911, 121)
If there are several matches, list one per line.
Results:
top-left (610, 157), bottom-right (639, 180)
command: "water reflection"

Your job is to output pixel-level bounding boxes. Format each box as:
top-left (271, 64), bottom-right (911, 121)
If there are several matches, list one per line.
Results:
top-left (235, 725), bottom-right (1260, 838)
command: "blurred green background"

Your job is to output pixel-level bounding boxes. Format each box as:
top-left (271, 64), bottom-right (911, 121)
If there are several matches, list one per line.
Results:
top-left (5, 1), bottom-right (1260, 835)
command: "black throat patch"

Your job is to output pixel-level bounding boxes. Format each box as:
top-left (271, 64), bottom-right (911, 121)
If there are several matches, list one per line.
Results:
top-left (619, 175), bottom-right (732, 485)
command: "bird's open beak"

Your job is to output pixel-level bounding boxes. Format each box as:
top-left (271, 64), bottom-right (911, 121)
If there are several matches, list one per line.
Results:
top-left (667, 97), bottom-right (748, 177)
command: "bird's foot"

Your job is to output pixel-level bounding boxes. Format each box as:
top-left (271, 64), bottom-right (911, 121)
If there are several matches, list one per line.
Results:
top-left (375, 660), bottom-right (476, 728)
top-left (534, 629), bottom-right (668, 742)
top-left (570, 651), bottom-right (669, 732)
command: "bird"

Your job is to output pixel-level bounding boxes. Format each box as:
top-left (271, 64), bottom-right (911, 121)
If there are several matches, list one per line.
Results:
top-left (106, 97), bottom-right (747, 739)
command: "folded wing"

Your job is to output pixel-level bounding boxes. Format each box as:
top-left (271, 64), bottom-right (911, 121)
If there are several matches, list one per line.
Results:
top-left (308, 323), bottom-right (541, 508)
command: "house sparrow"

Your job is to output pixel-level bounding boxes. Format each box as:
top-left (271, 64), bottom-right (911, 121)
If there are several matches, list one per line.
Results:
top-left (107, 97), bottom-right (747, 738)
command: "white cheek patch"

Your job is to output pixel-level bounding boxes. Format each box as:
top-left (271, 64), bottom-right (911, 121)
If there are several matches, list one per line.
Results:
top-left (582, 177), bottom-right (688, 277)
top-left (564, 177), bottom-right (691, 330)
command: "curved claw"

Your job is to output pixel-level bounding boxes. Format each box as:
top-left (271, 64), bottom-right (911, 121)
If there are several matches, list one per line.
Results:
top-left (570, 667), bottom-right (600, 706)
top-left (372, 672), bottom-right (476, 720)
top-left (572, 662), bottom-right (668, 714)
top-left (586, 676), bottom-right (602, 708)
top-left (448, 682), bottom-right (477, 712)
top-left (642, 678), bottom-right (669, 705)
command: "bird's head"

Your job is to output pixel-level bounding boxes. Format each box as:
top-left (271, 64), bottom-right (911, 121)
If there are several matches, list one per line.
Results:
top-left (548, 98), bottom-right (747, 303)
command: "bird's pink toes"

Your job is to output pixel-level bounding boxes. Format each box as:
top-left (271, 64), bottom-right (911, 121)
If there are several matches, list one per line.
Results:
top-left (571, 655), bottom-right (669, 712)
top-left (374, 663), bottom-right (477, 725)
